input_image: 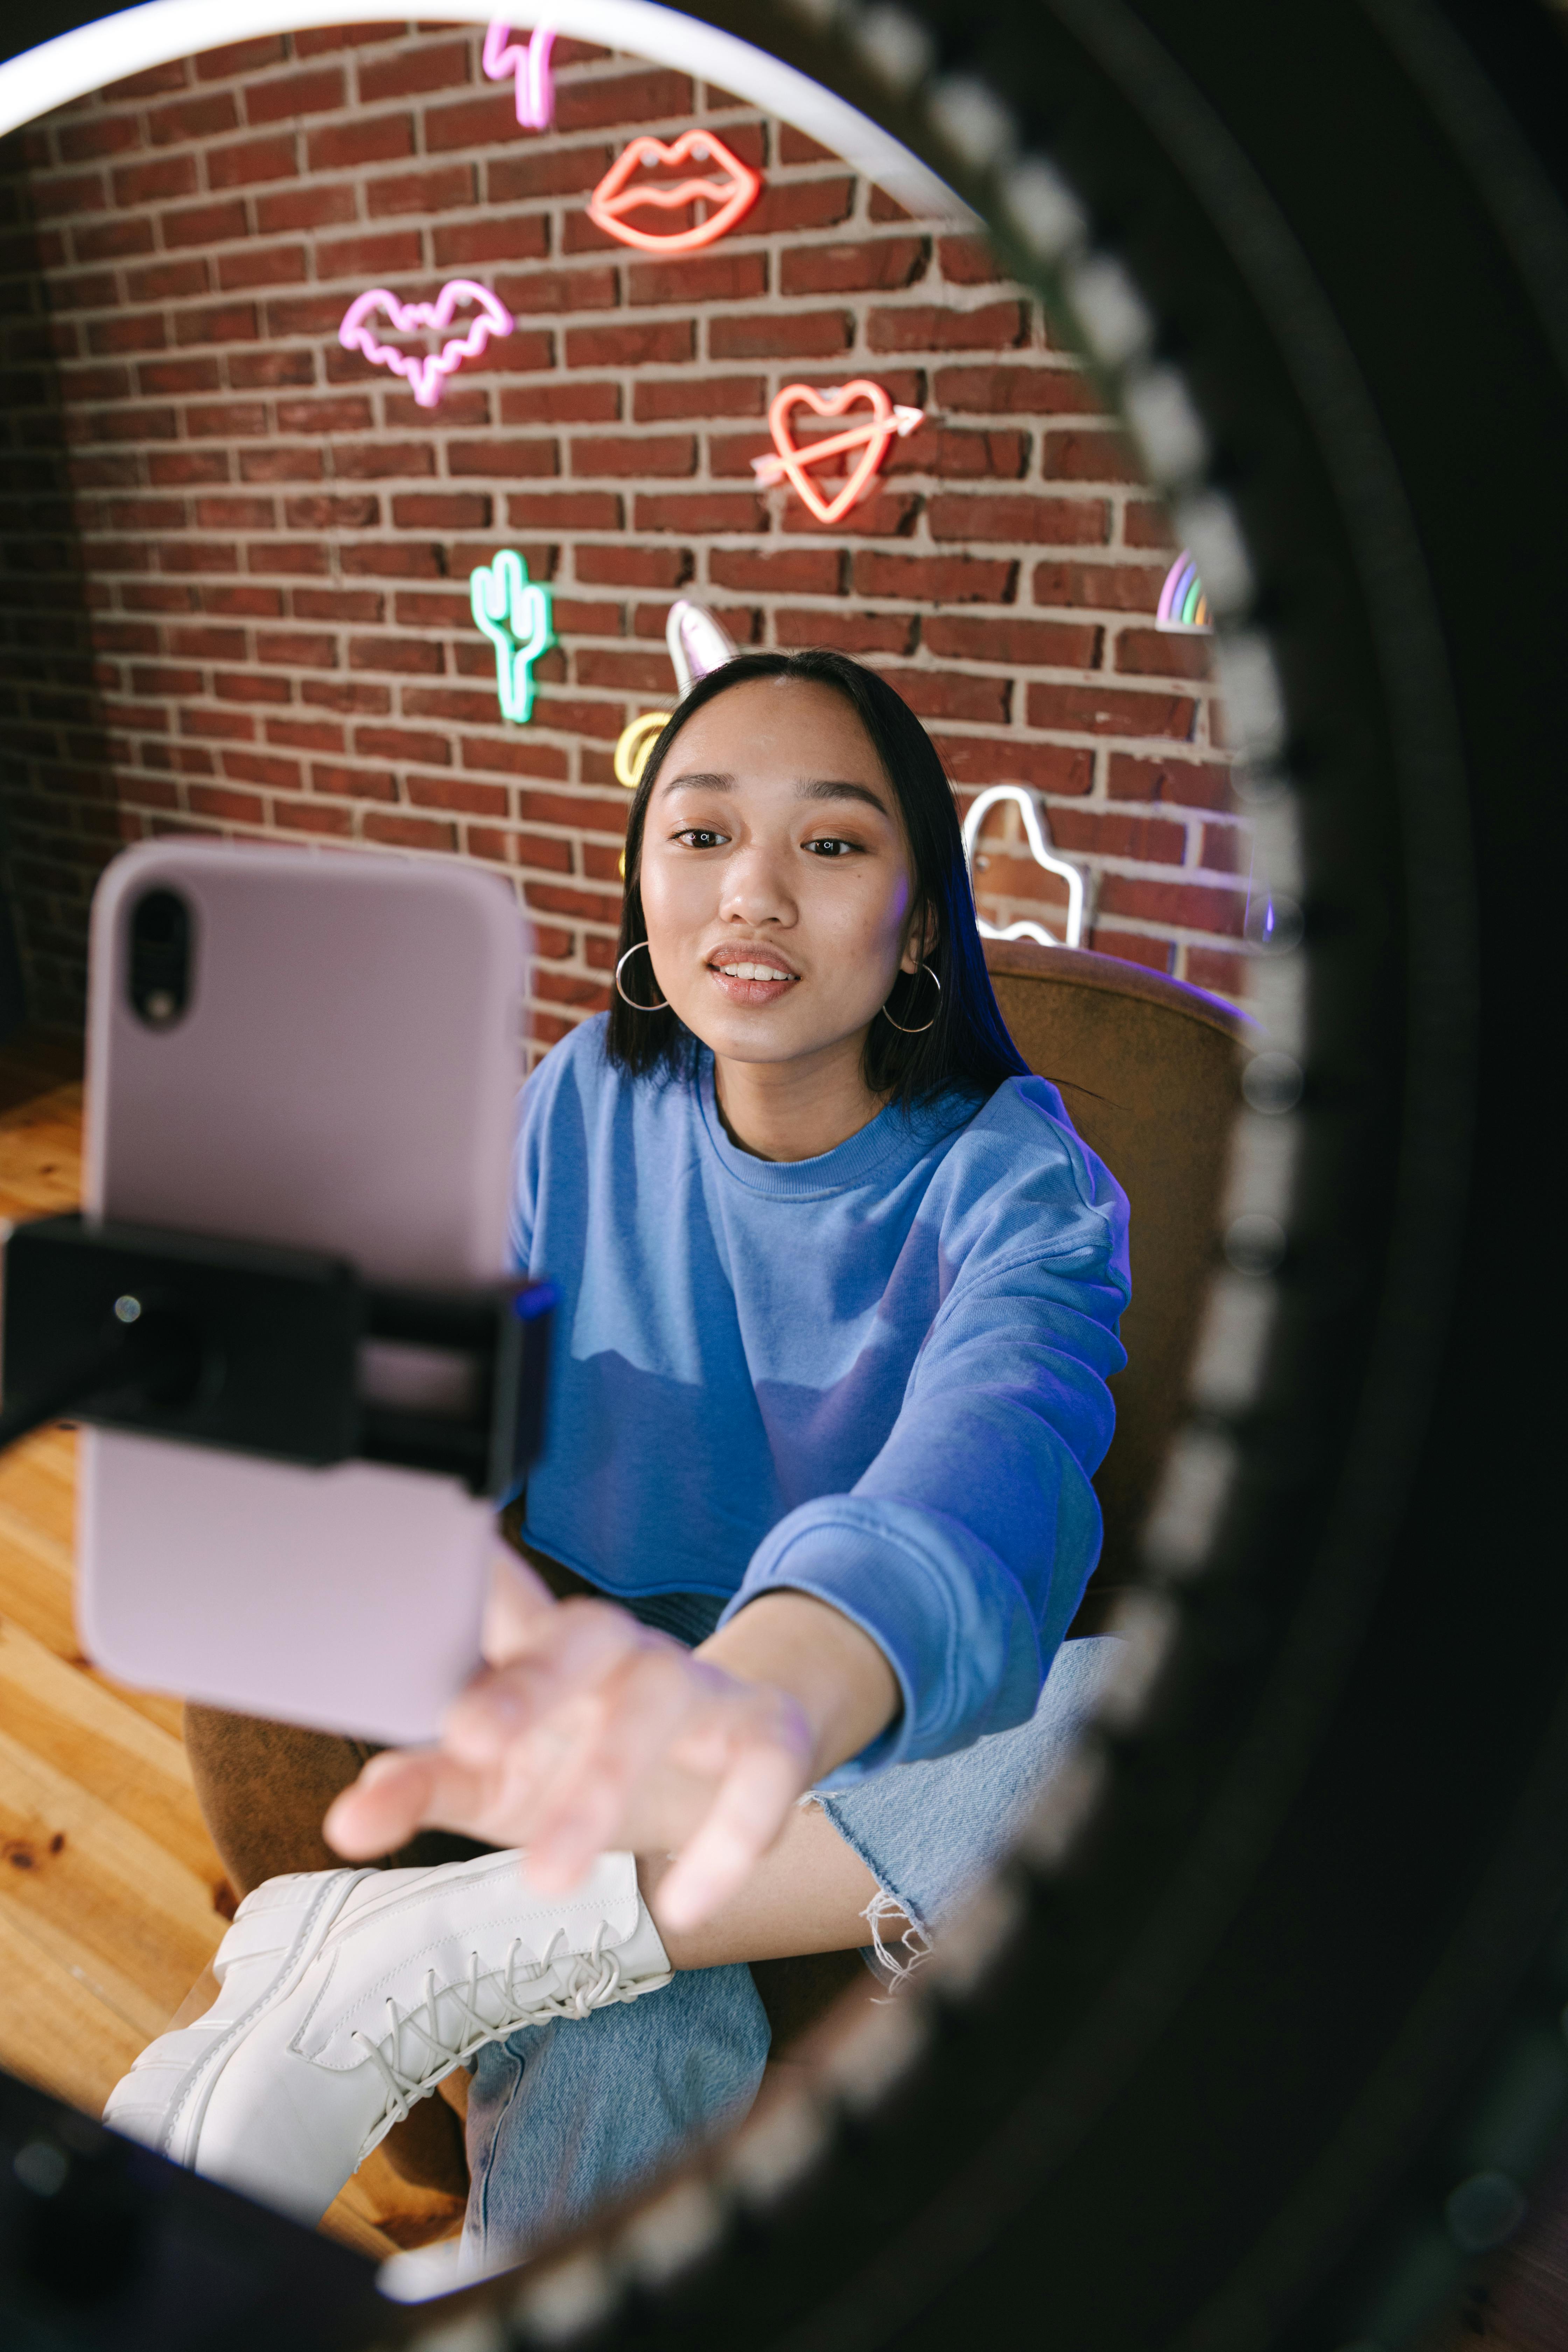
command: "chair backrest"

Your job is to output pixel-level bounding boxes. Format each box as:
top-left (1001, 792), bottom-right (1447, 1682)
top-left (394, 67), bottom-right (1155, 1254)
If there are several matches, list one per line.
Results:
top-left (983, 938), bottom-right (1251, 1620)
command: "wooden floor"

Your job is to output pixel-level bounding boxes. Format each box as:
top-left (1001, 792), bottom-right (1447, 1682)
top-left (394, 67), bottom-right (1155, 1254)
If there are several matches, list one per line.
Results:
top-left (0, 1031), bottom-right (457, 2261)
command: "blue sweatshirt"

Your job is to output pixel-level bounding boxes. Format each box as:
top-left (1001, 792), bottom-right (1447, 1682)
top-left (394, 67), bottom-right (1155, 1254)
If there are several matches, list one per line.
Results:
top-left (512, 1016), bottom-right (1130, 1786)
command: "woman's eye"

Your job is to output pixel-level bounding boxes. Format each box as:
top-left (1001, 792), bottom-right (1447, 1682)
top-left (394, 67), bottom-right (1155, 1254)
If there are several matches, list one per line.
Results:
top-left (805, 836), bottom-right (860, 858)
top-left (675, 828), bottom-right (728, 849)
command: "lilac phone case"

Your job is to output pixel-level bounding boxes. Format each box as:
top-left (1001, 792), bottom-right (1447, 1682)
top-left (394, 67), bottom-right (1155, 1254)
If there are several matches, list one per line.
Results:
top-left (77, 841), bottom-right (524, 1744)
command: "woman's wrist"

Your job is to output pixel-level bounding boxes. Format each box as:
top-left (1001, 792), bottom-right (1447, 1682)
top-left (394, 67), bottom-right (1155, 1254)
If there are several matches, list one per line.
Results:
top-left (696, 1589), bottom-right (901, 1784)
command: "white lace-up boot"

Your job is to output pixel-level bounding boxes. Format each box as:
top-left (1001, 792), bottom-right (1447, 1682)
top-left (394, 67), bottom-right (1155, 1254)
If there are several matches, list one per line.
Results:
top-left (103, 1848), bottom-right (672, 2226)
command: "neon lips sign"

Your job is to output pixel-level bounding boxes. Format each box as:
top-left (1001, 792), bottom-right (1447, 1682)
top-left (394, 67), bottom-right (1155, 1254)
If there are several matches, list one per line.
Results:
top-left (339, 280), bottom-right (513, 409)
top-left (752, 381), bottom-right (925, 524)
top-left (587, 131), bottom-right (762, 253)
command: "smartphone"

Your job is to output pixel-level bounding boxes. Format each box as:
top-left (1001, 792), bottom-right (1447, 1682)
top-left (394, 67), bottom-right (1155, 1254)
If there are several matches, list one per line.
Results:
top-left (76, 841), bottom-right (524, 1745)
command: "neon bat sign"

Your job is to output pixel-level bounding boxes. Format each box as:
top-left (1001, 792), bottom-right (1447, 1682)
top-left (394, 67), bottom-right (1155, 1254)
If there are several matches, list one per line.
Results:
top-left (587, 131), bottom-right (762, 253)
top-left (481, 19), bottom-right (555, 130)
top-left (339, 280), bottom-right (513, 410)
top-left (962, 785), bottom-right (1085, 951)
top-left (752, 380), bottom-right (925, 525)
top-left (471, 552), bottom-right (555, 725)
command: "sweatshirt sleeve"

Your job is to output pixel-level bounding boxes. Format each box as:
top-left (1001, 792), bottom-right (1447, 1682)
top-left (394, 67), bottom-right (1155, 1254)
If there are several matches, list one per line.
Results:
top-left (723, 1090), bottom-right (1130, 1784)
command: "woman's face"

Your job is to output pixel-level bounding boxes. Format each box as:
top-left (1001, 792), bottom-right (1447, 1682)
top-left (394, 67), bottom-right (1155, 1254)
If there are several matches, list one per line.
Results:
top-left (636, 677), bottom-right (924, 1071)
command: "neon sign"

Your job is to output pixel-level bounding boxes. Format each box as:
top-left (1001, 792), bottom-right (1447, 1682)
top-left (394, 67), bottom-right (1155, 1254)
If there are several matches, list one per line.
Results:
top-left (962, 785), bottom-right (1085, 951)
top-left (471, 552), bottom-right (554, 725)
top-left (1156, 550), bottom-right (1211, 631)
top-left (612, 601), bottom-right (738, 791)
top-left (752, 381), bottom-right (925, 525)
top-left (481, 19), bottom-right (555, 130)
top-left (587, 131), bottom-right (762, 253)
top-left (339, 280), bottom-right (513, 410)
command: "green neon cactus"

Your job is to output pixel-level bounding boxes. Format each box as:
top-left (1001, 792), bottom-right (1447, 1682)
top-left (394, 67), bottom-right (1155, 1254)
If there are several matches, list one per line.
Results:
top-left (470, 550), bottom-right (555, 724)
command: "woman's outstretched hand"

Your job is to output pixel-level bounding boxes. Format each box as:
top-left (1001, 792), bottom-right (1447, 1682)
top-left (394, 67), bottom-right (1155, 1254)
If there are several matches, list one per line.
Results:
top-left (323, 1551), bottom-right (899, 1931)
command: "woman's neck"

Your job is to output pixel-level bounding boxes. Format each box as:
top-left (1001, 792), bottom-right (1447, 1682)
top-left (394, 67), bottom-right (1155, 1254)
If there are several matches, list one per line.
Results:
top-left (712, 1033), bottom-right (886, 1163)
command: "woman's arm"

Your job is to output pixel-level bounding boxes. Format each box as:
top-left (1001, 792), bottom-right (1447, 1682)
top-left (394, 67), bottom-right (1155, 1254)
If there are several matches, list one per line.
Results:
top-left (325, 1555), bottom-right (898, 1931)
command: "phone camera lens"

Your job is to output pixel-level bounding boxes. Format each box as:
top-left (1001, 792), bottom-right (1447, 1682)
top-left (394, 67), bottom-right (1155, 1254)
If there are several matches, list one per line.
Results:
top-left (128, 890), bottom-right (192, 1029)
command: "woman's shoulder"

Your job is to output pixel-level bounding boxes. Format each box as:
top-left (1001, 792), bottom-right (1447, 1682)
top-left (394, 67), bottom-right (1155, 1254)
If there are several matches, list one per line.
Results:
top-left (929, 1075), bottom-right (1129, 1266)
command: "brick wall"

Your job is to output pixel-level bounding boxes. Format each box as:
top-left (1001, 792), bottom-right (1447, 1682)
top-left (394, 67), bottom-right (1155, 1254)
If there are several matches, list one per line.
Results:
top-left (0, 20), bottom-right (1245, 1055)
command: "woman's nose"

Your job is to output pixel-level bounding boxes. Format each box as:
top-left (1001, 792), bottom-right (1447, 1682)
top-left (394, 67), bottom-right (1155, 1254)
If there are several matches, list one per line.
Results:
top-left (717, 843), bottom-right (795, 926)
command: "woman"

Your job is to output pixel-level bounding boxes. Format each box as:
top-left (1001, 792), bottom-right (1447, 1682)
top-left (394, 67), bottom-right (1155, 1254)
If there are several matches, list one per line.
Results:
top-left (107, 651), bottom-right (1130, 2268)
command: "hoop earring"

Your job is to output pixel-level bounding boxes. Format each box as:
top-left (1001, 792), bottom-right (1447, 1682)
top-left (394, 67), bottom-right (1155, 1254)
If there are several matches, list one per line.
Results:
top-left (879, 961), bottom-right (941, 1035)
top-left (614, 940), bottom-right (668, 1012)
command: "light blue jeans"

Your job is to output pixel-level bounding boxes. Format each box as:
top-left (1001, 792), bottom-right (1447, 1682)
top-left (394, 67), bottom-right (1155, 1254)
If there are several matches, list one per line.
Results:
top-left (463, 1616), bottom-right (1120, 2269)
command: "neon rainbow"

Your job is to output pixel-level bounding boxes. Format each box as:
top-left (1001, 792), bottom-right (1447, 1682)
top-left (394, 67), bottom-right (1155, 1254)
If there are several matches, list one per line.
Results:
top-left (1156, 549), bottom-right (1212, 631)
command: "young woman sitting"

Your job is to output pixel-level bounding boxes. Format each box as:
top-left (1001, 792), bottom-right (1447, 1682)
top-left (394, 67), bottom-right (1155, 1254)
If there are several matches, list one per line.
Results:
top-left (106, 650), bottom-right (1131, 2272)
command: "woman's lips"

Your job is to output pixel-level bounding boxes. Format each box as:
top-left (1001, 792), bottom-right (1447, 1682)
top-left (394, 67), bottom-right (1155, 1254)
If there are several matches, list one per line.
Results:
top-left (706, 955), bottom-right (800, 1007)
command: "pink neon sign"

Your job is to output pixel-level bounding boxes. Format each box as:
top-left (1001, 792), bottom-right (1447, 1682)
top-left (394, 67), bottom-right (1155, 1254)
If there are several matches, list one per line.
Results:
top-left (481, 19), bottom-right (555, 130)
top-left (338, 281), bottom-right (514, 409)
top-left (752, 380), bottom-right (925, 524)
top-left (587, 130), bottom-right (762, 253)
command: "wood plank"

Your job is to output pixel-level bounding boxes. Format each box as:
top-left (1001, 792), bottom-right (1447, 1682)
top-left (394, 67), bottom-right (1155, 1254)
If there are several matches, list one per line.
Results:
top-left (0, 1907), bottom-right (144, 2119)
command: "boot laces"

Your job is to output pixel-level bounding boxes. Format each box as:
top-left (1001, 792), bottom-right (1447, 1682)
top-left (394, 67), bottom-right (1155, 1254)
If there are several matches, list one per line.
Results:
top-left (350, 1926), bottom-right (628, 2130)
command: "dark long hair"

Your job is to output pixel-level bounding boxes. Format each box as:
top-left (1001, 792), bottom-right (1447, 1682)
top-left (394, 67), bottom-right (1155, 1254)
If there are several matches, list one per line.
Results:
top-left (605, 649), bottom-right (1029, 1110)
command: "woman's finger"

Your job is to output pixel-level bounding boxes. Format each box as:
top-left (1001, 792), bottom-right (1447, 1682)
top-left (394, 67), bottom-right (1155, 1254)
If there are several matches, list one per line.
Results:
top-left (654, 1729), bottom-right (810, 1931)
top-left (481, 1545), bottom-right (558, 1665)
top-left (322, 1744), bottom-right (491, 1857)
top-left (448, 1598), bottom-right (676, 1761)
top-left (523, 1647), bottom-right (706, 1888)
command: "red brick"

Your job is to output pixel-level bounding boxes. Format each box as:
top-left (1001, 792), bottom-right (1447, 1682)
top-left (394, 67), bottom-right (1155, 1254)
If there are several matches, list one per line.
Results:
top-left (266, 294), bottom-right (350, 338)
top-left (459, 735), bottom-right (572, 780)
top-left (575, 545), bottom-right (691, 590)
top-left (515, 789), bottom-right (629, 833)
top-left (1114, 625), bottom-right (1213, 680)
top-left (353, 724), bottom-right (451, 766)
top-left (553, 68), bottom-right (692, 130)
top-left (257, 184), bottom-right (359, 233)
top-left (626, 376), bottom-right (757, 424)
top-left (1197, 822), bottom-right (1245, 873)
top-left (185, 400), bottom-right (267, 438)
top-left (222, 749), bottom-right (303, 789)
top-left (924, 615), bottom-right (1102, 668)
top-left (57, 116), bottom-right (140, 162)
top-left (391, 588), bottom-right (469, 629)
top-left (339, 541), bottom-right (444, 579)
top-left (1042, 429), bottom-right (1141, 484)
top-left (852, 551), bottom-right (1012, 605)
top-left (782, 238), bottom-right (926, 298)
top-left (933, 736), bottom-right (1093, 795)
top-left (305, 112), bottom-right (424, 170)
top-left (348, 634), bottom-right (444, 675)
top-left (71, 217), bottom-right (154, 262)
top-left (245, 538), bottom-right (330, 573)
top-left (566, 322), bottom-right (692, 369)
top-left (162, 199), bottom-right (250, 250)
top-left (245, 67), bottom-right (346, 126)
top-left (386, 492), bottom-right (487, 531)
top-left (310, 761), bottom-right (396, 799)
top-left (779, 126), bottom-right (834, 165)
top-left (525, 881), bottom-right (623, 924)
top-left (329, 441), bottom-right (436, 481)
top-left (779, 488), bottom-right (919, 540)
top-left (148, 92), bottom-right (239, 146)
top-left (275, 395), bottom-right (374, 435)
top-left (275, 798), bottom-right (354, 836)
top-left (294, 23), bottom-right (404, 54)
top-left (1184, 946), bottom-right (1248, 996)
top-left (1026, 682), bottom-right (1196, 737)
top-left (869, 187), bottom-right (913, 223)
top-left (202, 588), bottom-right (285, 619)
top-left (570, 434), bottom-right (694, 480)
top-left (315, 230), bottom-right (424, 281)
top-left (887, 426), bottom-right (1029, 481)
top-left (493, 265), bottom-right (618, 316)
top-left (506, 490), bottom-right (622, 531)
top-left (180, 705), bottom-right (254, 741)
top-left (628, 252), bottom-right (766, 307)
top-left (747, 178), bottom-right (855, 236)
top-left (214, 669), bottom-right (291, 702)
top-left (1106, 753), bottom-right (1232, 811)
top-left (257, 630), bottom-right (337, 668)
top-left (635, 490), bottom-right (763, 535)
top-left (102, 60), bottom-right (188, 99)
top-left (1032, 560), bottom-right (1167, 612)
top-left (129, 662), bottom-right (203, 697)
top-left (208, 133), bottom-right (298, 189)
top-left (938, 235), bottom-right (1005, 286)
top-left (1049, 808), bottom-right (1186, 864)
top-left (574, 648), bottom-right (673, 693)
top-left (366, 163), bottom-right (477, 218)
top-left (868, 301), bottom-right (1028, 354)
top-left (125, 257), bottom-right (209, 302)
top-left (532, 959), bottom-right (609, 996)
top-left (294, 588), bottom-right (384, 625)
top-left (422, 93), bottom-right (524, 152)
top-left (489, 146), bottom-right (613, 202)
top-left (197, 35), bottom-right (286, 77)
top-left (189, 784), bottom-right (266, 823)
top-left (176, 301), bottom-right (262, 344)
top-left (500, 381), bottom-right (620, 426)
top-left (935, 364), bottom-right (1102, 416)
top-left (86, 313), bottom-right (167, 356)
top-left (363, 812), bottom-right (457, 852)
top-left (776, 608), bottom-right (915, 657)
top-left (217, 245), bottom-right (308, 293)
top-left (1087, 927), bottom-right (1175, 974)
top-left (358, 39), bottom-right (472, 100)
top-left (147, 451), bottom-right (229, 485)
top-left (1124, 500), bottom-right (1177, 549)
top-left (448, 437), bottom-right (558, 478)
top-left (265, 718), bottom-right (345, 754)
top-left (229, 351), bottom-right (318, 390)
top-left (929, 494), bottom-right (1109, 546)
top-left (193, 496), bottom-right (276, 529)
top-left (433, 215), bottom-right (552, 268)
top-left (407, 772), bottom-right (510, 818)
top-left (880, 667), bottom-right (1009, 724)
top-left (86, 404), bottom-right (178, 444)
top-left (302, 679), bottom-right (391, 715)
top-left (238, 449), bottom-right (326, 483)
top-left (1097, 876), bottom-right (1245, 934)
top-left (709, 310), bottom-right (850, 360)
